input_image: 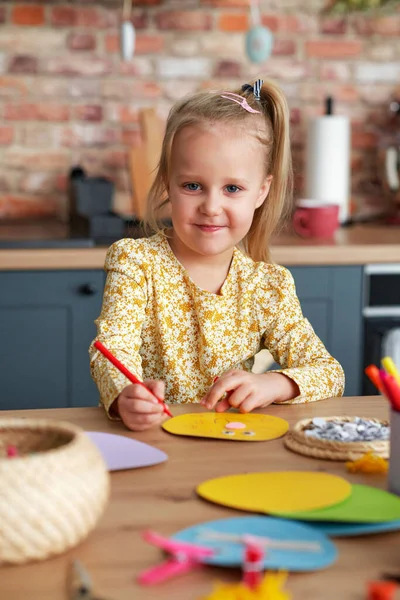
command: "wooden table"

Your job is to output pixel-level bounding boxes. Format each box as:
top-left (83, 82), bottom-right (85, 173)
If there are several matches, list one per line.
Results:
top-left (1, 397), bottom-right (397, 600)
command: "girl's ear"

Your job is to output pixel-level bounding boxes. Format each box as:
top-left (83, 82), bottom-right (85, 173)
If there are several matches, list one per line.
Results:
top-left (255, 175), bottom-right (273, 209)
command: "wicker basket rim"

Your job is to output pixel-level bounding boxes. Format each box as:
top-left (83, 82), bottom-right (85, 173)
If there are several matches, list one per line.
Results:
top-left (290, 415), bottom-right (389, 448)
top-left (0, 418), bottom-right (85, 462)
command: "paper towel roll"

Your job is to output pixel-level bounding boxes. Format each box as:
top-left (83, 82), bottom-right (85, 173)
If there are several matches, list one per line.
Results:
top-left (305, 115), bottom-right (351, 224)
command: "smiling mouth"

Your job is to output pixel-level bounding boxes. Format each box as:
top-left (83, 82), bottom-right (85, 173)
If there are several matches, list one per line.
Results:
top-left (195, 224), bottom-right (225, 231)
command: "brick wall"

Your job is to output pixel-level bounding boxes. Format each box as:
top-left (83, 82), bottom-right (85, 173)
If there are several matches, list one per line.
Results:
top-left (0, 0), bottom-right (398, 220)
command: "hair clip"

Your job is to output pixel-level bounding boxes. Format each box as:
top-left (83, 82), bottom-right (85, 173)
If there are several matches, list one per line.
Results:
top-left (220, 92), bottom-right (261, 114)
top-left (241, 79), bottom-right (264, 102)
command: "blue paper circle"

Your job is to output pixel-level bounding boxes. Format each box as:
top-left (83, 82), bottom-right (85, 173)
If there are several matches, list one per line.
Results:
top-left (301, 519), bottom-right (400, 537)
top-left (245, 26), bottom-right (274, 64)
top-left (172, 516), bottom-right (337, 572)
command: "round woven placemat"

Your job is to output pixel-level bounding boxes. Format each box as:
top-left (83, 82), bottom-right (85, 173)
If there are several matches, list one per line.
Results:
top-left (0, 418), bottom-right (110, 565)
top-left (284, 416), bottom-right (389, 461)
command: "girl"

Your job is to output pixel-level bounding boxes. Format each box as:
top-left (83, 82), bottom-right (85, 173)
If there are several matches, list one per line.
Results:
top-left (90, 79), bottom-right (344, 432)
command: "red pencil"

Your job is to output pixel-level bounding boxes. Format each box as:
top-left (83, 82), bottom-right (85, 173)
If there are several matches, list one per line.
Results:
top-left (94, 340), bottom-right (173, 418)
top-left (379, 369), bottom-right (400, 412)
top-left (365, 364), bottom-right (384, 394)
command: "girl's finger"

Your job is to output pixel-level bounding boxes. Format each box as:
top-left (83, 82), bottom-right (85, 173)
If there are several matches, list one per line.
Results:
top-left (122, 397), bottom-right (164, 415)
top-left (204, 374), bottom-right (244, 409)
top-left (123, 383), bottom-right (159, 404)
top-left (239, 394), bottom-right (265, 414)
top-left (222, 385), bottom-right (252, 409)
top-left (145, 379), bottom-right (165, 400)
top-left (214, 397), bottom-right (231, 412)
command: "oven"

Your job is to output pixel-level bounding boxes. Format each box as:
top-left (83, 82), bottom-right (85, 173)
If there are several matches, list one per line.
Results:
top-left (363, 264), bottom-right (400, 395)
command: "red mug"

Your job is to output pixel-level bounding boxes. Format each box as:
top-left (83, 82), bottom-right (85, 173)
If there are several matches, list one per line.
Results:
top-left (293, 203), bottom-right (339, 239)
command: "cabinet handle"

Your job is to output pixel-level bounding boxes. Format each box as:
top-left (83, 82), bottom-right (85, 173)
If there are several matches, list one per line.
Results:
top-left (79, 283), bottom-right (98, 296)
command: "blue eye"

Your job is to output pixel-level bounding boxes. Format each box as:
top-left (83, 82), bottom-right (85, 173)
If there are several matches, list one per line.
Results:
top-left (184, 183), bottom-right (201, 191)
top-left (226, 185), bottom-right (240, 194)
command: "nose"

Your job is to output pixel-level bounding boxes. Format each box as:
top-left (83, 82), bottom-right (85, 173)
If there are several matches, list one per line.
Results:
top-left (199, 189), bottom-right (223, 216)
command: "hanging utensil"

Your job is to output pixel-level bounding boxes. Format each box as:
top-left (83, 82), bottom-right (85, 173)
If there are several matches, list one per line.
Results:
top-left (120, 0), bottom-right (135, 61)
top-left (245, 0), bottom-right (273, 64)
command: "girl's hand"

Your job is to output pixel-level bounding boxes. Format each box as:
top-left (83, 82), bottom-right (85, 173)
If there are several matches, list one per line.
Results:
top-left (200, 370), bottom-right (299, 413)
top-left (115, 380), bottom-right (168, 431)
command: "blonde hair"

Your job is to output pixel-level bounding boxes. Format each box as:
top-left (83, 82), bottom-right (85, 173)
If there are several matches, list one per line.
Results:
top-left (144, 79), bottom-right (293, 263)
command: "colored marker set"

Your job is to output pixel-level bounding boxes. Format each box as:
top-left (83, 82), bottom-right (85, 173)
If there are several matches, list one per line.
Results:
top-left (365, 356), bottom-right (400, 412)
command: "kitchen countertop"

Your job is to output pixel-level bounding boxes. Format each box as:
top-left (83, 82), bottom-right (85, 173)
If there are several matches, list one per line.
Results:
top-left (0, 220), bottom-right (399, 270)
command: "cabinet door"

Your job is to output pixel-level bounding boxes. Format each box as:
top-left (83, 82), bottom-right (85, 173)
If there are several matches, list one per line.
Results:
top-left (288, 266), bottom-right (363, 397)
top-left (0, 271), bottom-right (103, 410)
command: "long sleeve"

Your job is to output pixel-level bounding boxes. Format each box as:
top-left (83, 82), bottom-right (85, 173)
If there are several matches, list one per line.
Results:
top-left (89, 240), bottom-right (147, 417)
top-left (260, 265), bottom-right (345, 404)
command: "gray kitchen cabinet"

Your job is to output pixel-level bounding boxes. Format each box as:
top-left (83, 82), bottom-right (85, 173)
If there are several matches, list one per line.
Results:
top-left (0, 271), bottom-right (103, 410)
top-left (288, 266), bottom-right (363, 397)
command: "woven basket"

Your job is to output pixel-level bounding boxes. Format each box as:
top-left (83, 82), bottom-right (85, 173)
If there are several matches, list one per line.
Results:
top-left (284, 416), bottom-right (389, 461)
top-left (0, 418), bottom-right (110, 565)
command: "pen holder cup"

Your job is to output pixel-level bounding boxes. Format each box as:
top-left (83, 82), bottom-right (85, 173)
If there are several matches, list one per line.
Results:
top-left (0, 418), bottom-right (110, 565)
top-left (389, 409), bottom-right (400, 496)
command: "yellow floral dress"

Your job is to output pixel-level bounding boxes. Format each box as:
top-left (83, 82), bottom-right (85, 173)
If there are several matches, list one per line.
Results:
top-left (89, 232), bottom-right (344, 415)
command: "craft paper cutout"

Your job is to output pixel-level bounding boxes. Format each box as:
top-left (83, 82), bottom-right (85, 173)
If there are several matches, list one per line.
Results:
top-left (162, 413), bottom-right (289, 442)
top-left (301, 519), bottom-right (400, 537)
top-left (172, 516), bottom-right (337, 571)
top-left (274, 484), bottom-right (400, 523)
top-left (85, 432), bottom-right (167, 471)
top-left (197, 472), bottom-right (351, 514)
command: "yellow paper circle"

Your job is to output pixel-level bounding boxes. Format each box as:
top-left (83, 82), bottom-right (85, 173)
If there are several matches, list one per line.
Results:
top-left (197, 472), bottom-right (352, 514)
top-left (162, 412), bottom-right (289, 442)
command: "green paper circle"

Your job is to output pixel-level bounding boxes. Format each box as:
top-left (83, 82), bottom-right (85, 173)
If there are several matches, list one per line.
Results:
top-left (273, 484), bottom-right (400, 523)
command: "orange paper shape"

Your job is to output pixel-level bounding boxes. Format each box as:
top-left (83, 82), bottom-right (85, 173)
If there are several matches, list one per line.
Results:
top-left (197, 472), bottom-right (352, 514)
top-left (162, 413), bottom-right (289, 442)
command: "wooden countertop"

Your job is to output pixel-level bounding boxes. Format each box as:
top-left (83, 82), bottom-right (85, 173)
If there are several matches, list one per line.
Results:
top-left (1, 397), bottom-right (396, 600)
top-left (0, 221), bottom-right (399, 269)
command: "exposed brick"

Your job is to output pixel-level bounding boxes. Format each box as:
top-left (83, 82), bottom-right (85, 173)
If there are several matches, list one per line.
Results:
top-left (12, 5), bottom-right (45, 26)
top-left (59, 125), bottom-right (121, 147)
top-left (133, 0), bottom-right (162, 4)
top-left (107, 104), bottom-right (139, 123)
top-left (74, 105), bottom-right (103, 122)
top-left (4, 150), bottom-right (70, 170)
top-left (156, 57), bottom-right (211, 79)
top-left (8, 55), bottom-right (38, 74)
top-left (355, 62), bottom-right (400, 83)
top-left (56, 174), bottom-right (67, 192)
top-left (0, 76), bottom-right (29, 98)
top-left (170, 37), bottom-right (200, 57)
top-left (273, 39), bottom-right (296, 56)
top-left (20, 173), bottom-right (56, 194)
top-left (201, 0), bottom-right (249, 6)
top-left (368, 43), bottom-right (396, 62)
top-left (290, 108), bottom-right (301, 125)
top-left (163, 80), bottom-right (199, 101)
top-left (0, 30), bottom-right (65, 53)
top-left (262, 14), bottom-right (316, 33)
top-left (319, 62), bottom-right (351, 81)
top-left (0, 7), bottom-right (6, 24)
top-left (68, 79), bottom-right (101, 98)
top-left (37, 104), bottom-right (70, 122)
top-left (263, 59), bottom-right (309, 81)
top-left (132, 11), bottom-right (149, 29)
top-left (106, 33), bottom-right (164, 54)
top-left (305, 40), bottom-right (362, 58)
top-left (0, 195), bottom-right (58, 219)
top-left (44, 57), bottom-right (112, 77)
top-left (103, 150), bottom-right (128, 169)
top-left (101, 80), bottom-right (161, 100)
top-left (200, 33), bottom-right (246, 59)
top-left (0, 126), bottom-right (14, 145)
top-left (374, 16), bottom-right (400, 36)
top-left (51, 7), bottom-right (76, 27)
top-left (320, 17), bottom-right (347, 35)
top-left (121, 128), bottom-right (143, 146)
top-left (5, 103), bottom-right (70, 121)
top-left (214, 60), bottom-right (241, 78)
top-left (358, 85), bottom-right (393, 106)
top-left (156, 11), bottom-right (212, 30)
top-left (75, 8), bottom-right (116, 29)
top-left (67, 32), bottom-right (96, 52)
top-left (218, 13), bottom-right (249, 32)
top-left (119, 58), bottom-right (153, 77)
top-left (352, 16), bottom-right (374, 36)
top-left (19, 124), bottom-right (54, 147)
top-left (5, 103), bottom-right (37, 120)
top-left (352, 130), bottom-right (378, 149)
